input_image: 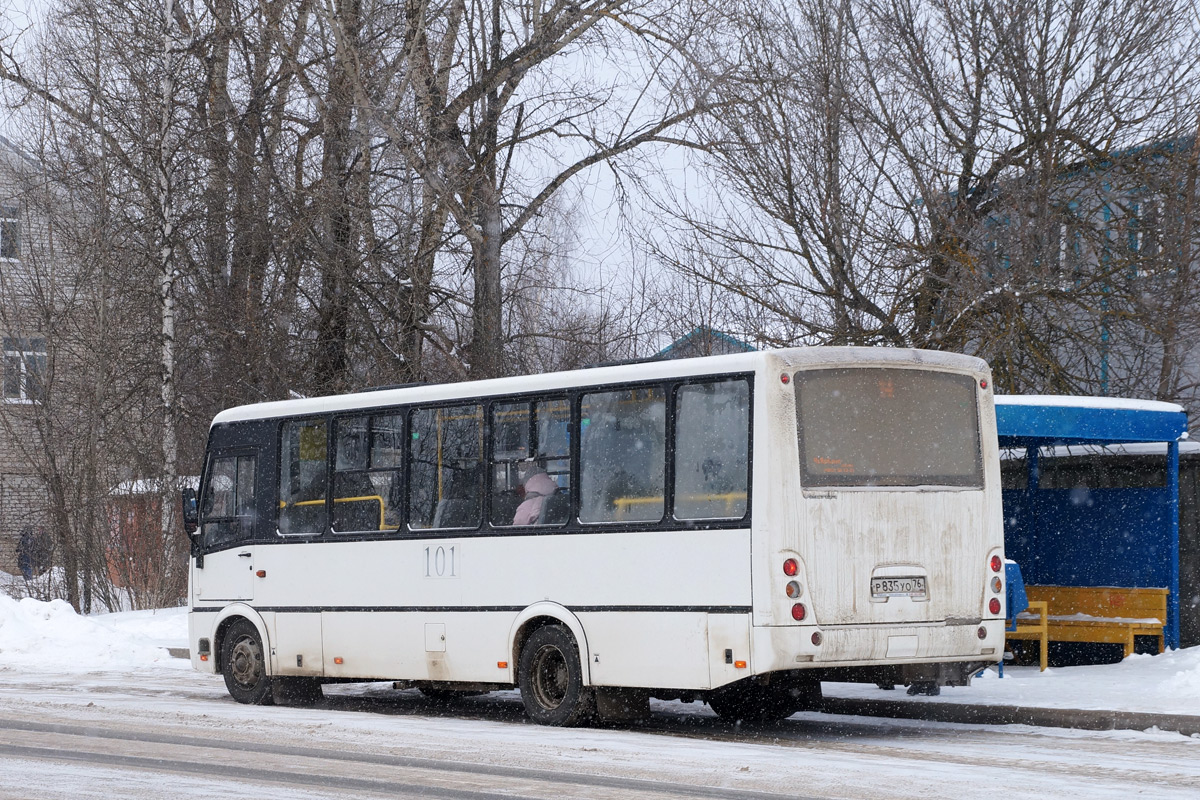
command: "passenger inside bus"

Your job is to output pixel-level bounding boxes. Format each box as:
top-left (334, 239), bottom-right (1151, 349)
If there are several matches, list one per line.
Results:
top-left (512, 467), bottom-right (561, 526)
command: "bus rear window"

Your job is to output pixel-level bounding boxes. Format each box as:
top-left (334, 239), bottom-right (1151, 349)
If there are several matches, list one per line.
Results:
top-left (795, 368), bottom-right (982, 488)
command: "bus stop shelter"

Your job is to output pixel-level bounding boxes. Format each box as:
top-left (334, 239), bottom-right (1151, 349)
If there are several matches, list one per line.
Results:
top-left (996, 396), bottom-right (1188, 649)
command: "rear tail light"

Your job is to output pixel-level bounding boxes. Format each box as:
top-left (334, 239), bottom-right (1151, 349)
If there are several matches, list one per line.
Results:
top-left (791, 603), bottom-right (807, 621)
top-left (991, 576), bottom-right (1002, 593)
top-left (988, 597), bottom-right (1001, 615)
top-left (785, 580), bottom-right (802, 598)
top-left (977, 626), bottom-right (988, 640)
top-left (990, 555), bottom-right (1002, 573)
top-left (783, 558), bottom-right (799, 576)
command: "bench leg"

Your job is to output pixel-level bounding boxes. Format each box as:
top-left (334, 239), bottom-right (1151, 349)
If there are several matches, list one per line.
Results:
top-left (1123, 632), bottom-right (1134, 659)
top-left (1038, 633), bottom-right (1047, 672)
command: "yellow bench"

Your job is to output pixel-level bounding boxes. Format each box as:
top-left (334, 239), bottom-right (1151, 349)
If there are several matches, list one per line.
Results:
top-left (1008, 585), bottom-right (1167, 661)
top-left (1005, 600), bottom-right (1049, 671)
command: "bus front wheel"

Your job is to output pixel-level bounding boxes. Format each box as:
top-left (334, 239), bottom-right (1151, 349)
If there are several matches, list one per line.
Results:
top-left (518, 625), bottom-right (594, 726)
top-left (221, 619), bottom-right (274, 705)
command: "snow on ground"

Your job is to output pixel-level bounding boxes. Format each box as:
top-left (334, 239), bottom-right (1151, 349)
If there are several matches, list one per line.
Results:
top-left (825, 648), bottom-right (1200, 715)
top-left (1, 583), bottom-right (1198, 717)
top-left (0, 587), bottom-right (189, 673)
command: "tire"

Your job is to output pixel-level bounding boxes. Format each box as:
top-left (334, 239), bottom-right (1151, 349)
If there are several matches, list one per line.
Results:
top-left (518, 625), bottom-right (593, 726)
top-left (708, 680), bottom-right (819, 724)
top-left (273, 676), bottom-right (323, 706)
top-left (221, 619), bottom-right (274, 705)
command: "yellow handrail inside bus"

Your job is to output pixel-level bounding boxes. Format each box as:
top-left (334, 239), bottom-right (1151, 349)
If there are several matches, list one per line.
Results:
top-left (613, 492), bottom-right (747, 516)
top-left (279, 495), bottom-right (387, 530)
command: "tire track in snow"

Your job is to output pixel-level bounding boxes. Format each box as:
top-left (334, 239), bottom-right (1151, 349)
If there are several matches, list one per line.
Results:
top-left (0, 717), bottom-right (817, 800)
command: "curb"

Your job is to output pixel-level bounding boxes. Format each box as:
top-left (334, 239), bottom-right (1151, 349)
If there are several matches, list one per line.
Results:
top-left (166, 647), bottom-right (190, 660)
top-left (820, 696), bottom-right (1200, 736)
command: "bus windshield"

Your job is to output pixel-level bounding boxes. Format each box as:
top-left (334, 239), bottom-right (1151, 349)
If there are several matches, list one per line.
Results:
top-left (795, 367), bottom-right (982, 488)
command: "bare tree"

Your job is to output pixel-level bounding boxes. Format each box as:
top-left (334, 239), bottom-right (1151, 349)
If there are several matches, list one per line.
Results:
top-left (852, 0), bottom-right (1200, 392)
top-left (653, 0), bottom-right (1200, 407)
top-left (327, 0), bottom-right (733, 379)
top-left (649, 0), bottom-right (909, 348)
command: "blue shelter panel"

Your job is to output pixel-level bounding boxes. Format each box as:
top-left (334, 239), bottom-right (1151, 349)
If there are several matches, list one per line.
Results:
top-left (1003, 488), bottom-right (1173, 589)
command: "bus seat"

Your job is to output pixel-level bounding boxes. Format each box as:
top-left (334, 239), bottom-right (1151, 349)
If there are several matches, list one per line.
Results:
top-left (492, 492), bottom-right (522, 526)
top-left (333, 496), bottom-right (383, 532)
top-left (538, 491), bottom-right (571, 525)
top-left (432, 498), bottom-right (478, 529)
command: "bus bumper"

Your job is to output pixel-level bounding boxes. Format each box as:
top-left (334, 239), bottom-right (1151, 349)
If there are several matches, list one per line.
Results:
top-left (751, 618), bottom-right (1005, 673)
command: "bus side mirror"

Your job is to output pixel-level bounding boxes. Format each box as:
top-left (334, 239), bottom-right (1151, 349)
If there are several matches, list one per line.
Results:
top-left (181, 488), bottom-right (199, 537)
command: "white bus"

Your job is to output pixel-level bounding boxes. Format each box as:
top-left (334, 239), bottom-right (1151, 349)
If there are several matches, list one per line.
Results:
top-left (182, 346), bottom-right (1005, 725)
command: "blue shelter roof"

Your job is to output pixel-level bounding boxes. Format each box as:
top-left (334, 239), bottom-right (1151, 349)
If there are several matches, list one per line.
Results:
top-left (996, 396), bottom-right (1187, 448)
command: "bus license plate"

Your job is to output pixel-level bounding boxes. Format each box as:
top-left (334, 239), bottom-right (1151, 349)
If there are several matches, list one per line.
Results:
top-left (871, 576), bottom-right (927, 599)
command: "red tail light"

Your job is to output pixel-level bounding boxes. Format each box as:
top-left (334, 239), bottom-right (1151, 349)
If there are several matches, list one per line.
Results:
top-left (783, 558), bottom-right (799, 576)
top-left (989, 597), bottom-right (1001, 615)
top-left (791, 603), bottom-right (806, 621)
top-left (990, 555), bottom-right (1002, 573)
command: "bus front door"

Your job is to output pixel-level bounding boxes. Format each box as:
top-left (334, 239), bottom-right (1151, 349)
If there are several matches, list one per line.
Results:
top-left (194, 447), bottom-right (261, 603)
top-left (195, 545), bottom-right (256, 602)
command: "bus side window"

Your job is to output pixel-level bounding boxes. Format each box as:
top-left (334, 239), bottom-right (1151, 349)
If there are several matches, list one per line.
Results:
top-left (533, 398), bottom-right (571, 525)
top-left (491, 398), bottom-right (571, 528)
top-left (202, 454), bottom-right (256, 547)
top-left (332, 414), bottom-right (403, 533)
top-left (408, 405), bottom-right (483, 530)
top-left (490, 402), bottom-right (530, 526)
top-left (279, 419), bottom-right (328, 535)
top-left (579, 387), bottom-right (665, 524)
top-left (674, 380), bottom-right (749, 520)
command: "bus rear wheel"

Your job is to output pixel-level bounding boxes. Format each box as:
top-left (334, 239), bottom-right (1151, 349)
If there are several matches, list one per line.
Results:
top-left (221, 619), bottom-right (274, 705)
top-left (519, 625), bottom-right (593, 726)
top-left (708, 680), bottom-right (819, 724)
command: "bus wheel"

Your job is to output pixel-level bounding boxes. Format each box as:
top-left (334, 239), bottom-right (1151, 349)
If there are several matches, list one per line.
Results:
top-left (519, 625), bottom-right (594, 726)
top-left (708, 682), bottom-right (809, 724)
top-left (221, 619), bottom-right (274, 705)
top-left (273, 677), bottom-right (323, 706)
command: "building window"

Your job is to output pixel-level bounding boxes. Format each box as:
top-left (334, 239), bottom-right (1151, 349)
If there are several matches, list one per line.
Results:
top-left (2, 337), bottom-right (45, 403)
top-left (0, 206), bottom-right (18, 260)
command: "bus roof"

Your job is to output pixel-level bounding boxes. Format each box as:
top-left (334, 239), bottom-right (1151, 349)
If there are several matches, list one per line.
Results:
top-left (209, 346), bottom-right (989, 427)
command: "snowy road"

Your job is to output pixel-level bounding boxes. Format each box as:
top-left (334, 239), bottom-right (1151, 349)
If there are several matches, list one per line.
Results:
top-left (0, 666), bottom-right (1198, 800)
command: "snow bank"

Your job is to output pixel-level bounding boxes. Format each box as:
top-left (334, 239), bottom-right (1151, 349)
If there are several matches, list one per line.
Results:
top-left (828, 646), bottom-right (1200, 715)
top-left (0, 588), bottom-right (188, 672)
